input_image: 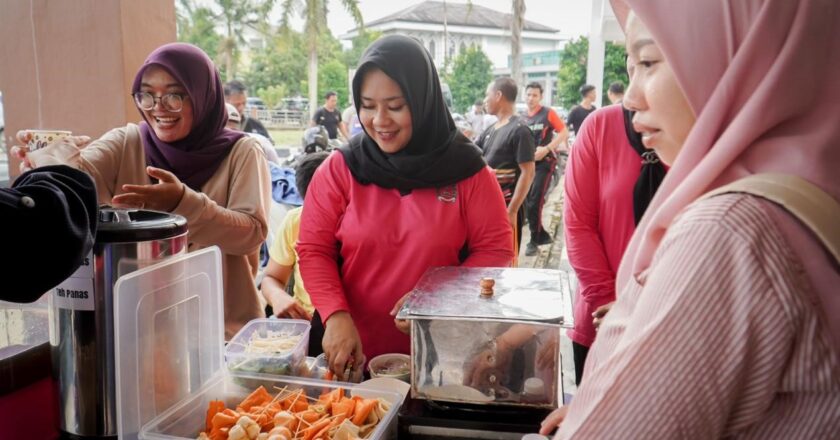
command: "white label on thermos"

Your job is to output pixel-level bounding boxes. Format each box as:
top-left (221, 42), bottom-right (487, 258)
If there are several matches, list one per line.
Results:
top-left (68, 251), bottom-right (94, 278)
top-left (53, 277), bottom-right (95, 311)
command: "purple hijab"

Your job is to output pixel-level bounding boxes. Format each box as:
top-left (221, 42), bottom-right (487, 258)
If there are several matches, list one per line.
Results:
top-left (131, 43), bottom-right (244, 190)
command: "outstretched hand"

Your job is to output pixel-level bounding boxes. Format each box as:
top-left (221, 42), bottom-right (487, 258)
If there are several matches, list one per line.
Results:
top-left (593, 301), bottom-right (615, 331)
top-left (111, 166), bottom-right (185, 212)
top-left (12, 131), bottom-right (91, 172)
top-left (539, 406), bottom-right (568, 435)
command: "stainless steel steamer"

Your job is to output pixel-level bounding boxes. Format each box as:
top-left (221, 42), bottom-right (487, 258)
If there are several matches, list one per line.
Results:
top-left (51, 208), bottom-right (187, 439)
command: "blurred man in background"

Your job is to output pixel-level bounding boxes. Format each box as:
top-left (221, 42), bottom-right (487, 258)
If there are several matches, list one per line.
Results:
top-left (224, 80), bottom-right (272, 141)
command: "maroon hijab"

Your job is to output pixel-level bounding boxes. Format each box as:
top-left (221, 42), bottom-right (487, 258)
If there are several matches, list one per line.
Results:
top-left (131, 43), bottom-right (244, 190)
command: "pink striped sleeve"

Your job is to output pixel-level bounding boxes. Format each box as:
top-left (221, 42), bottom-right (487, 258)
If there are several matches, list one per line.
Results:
top-left (558, 196), bottom-right (797, 438)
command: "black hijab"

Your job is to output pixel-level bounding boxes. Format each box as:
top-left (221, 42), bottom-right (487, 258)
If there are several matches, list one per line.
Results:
top-left (623, 107), bottom-right (667, 225)
top-left (340, 35), bottom-right (486, 191)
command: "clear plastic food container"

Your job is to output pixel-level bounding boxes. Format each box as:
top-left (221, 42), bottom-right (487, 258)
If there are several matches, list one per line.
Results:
top-left (139, 373), bottom-right (402, 440)
top-left (225, 318), bottom-right (310, 377)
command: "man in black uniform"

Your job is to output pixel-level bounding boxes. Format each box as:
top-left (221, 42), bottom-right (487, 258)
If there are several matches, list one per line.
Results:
top-left (311, 91), bottom-right (349, 140)
top-left (476, 77), bottom-right (535, 259)
top-left (224, 80), bottom-right (273, 141)
top-left (1, 155), bottom-right (98, 302)
top-left (567, 84), bottom-right (598, 135)
top-left (521, 82), bottom-right (569, 256)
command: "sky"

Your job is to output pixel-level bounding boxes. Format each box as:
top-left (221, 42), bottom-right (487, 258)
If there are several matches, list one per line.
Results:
top-left (272, 0), bottom-right (592, 39)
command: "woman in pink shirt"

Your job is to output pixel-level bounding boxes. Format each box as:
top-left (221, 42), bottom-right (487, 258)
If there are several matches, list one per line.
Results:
top-left (541, 0), bottom-right (840, 437)
top-left (297, 35), bottom-right (514, 379)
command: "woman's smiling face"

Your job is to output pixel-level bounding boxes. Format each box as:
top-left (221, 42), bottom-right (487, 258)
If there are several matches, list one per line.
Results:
top-left (138, 65), bottom-right (193, 143)
top-left (358, 68), bottom-right (413, 154)
top-left (623, 12), bottom-right (695, 166)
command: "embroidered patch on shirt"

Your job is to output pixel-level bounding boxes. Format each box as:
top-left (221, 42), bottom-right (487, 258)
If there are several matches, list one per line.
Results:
top-left (437, 185), bottom-right (457, 203)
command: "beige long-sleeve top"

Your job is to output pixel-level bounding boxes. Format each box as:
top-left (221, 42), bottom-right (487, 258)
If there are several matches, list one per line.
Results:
top-left (36, 124), bottom-right (271, 338)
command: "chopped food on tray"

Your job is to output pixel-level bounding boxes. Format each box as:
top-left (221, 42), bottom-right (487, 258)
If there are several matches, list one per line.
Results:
top-left (197, 385), bottom-right (391, 440)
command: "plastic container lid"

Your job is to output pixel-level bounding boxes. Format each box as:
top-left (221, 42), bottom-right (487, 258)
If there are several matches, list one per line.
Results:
top-left (113, 247), bottom-right (224, 440)
top-left (97, 207), bottom-right (188, 243)
top-left (396, 267), bottom-right (572, 324)
top-left (225, 318), bottom-right (310, 376)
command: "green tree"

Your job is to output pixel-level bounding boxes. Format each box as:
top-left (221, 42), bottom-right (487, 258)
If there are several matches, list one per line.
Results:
top-left (244, 30), bottom-right (308, 97)
top-left (256, 84), bottom-right (289, 108)
top-left (279, 0), bottom-right (363, 117)
top-left (318, 59), bottom-right (351, 109)
top-left (556, 37), bottom-right (628, 108)
top-left (446, 46), bottom-right (493, 113)
top-left (176, 1), bottom-right (223, 61)
top-left (602, 42), bottom-right (629, 105)
top-left (216, 0), bottom-right (277, 81)
top-left (176, 0), bottom-right (277, 80)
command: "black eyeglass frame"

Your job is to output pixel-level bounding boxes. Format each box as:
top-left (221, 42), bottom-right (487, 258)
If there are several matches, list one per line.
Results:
top-left (132, 92), bottom-right (190, 112)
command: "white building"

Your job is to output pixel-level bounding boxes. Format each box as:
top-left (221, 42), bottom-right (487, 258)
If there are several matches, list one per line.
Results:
top-left (341, 1), bottom-right (566, 104)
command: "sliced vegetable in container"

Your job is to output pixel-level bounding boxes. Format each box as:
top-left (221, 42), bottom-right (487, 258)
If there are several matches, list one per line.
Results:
top-left (196, 385), bottom-right (392, 440)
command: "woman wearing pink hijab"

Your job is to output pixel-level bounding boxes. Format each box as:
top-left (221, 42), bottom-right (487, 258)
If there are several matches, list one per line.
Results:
top-left (540, 0), bottom-right (840, 437)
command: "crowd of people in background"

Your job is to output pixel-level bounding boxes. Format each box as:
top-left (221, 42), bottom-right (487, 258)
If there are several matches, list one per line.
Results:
top-left (4, 29), bottom-right (647, 374)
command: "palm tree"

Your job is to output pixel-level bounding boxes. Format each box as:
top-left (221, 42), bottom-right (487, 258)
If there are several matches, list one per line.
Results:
top-left (280, 0), bottom-right (363, 118)
top-left (511, 0), bottom-right (526, 88)
top-left (214, 0), bottom-right (277, 80)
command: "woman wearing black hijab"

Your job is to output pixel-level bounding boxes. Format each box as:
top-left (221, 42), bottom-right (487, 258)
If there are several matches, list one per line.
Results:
top-left (297, 35), bottom-right (514, 379)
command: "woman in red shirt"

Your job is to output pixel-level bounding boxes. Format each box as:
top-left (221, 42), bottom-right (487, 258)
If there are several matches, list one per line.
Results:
top-left (297, 35), bottom-right (514, 379)
top-left (564, 103), bottom-right (665, 384)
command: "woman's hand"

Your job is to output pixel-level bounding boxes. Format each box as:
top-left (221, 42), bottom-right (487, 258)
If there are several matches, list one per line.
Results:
top-left (592, 301), bottom-right (615, 330)
top-left (270, 293), bottom-right (312, 321)
top-left (539, 406), bottom-right (568, 435)
top-left (12, 131), bottom-right (90, 172)
top-left (390, 291), bottom-right (412, 334)
top-left (112, 166), bottom-right (185, 212)
top-left (322, 311), bottom-right (364, 381)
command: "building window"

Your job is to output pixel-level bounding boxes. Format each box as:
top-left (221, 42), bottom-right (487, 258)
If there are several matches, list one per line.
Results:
top-left (460, 41), bottom-right (467, 54)
top-left (429, 40), bottom-right (436, 58)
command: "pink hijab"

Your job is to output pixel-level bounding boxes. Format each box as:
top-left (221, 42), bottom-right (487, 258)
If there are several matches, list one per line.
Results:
top-left (612, 0), bottom-right (840, 345)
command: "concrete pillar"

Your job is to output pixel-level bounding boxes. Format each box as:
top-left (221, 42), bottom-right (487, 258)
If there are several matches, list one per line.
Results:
top-left (586, 0), bottom-right (606, 106)
top-left (0, 0), bottom-right (176, 179)
top-left (586, 34), bottom-right (605, 107)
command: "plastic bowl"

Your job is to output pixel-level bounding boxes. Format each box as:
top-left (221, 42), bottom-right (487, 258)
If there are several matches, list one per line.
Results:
top-left (368, 353), bottom-right (411, 383)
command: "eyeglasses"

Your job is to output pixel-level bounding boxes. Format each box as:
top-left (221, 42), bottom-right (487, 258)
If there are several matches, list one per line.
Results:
top-left (133, 92), bottom-right (189, 112)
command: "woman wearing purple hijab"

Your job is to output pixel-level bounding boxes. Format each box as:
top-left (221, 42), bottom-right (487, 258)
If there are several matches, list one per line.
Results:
top-left (16, 43), bottom-right (272, 338)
